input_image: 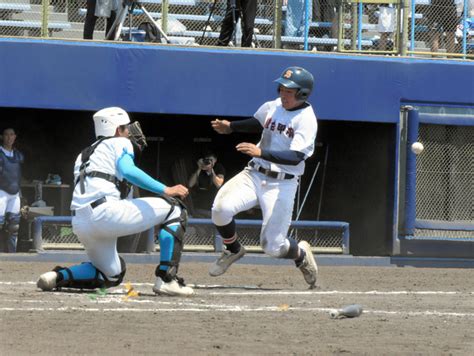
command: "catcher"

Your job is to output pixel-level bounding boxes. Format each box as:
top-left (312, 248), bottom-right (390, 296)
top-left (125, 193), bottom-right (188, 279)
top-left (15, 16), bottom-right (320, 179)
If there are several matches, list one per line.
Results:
top-left (37, 107), bottom-right (194, 296)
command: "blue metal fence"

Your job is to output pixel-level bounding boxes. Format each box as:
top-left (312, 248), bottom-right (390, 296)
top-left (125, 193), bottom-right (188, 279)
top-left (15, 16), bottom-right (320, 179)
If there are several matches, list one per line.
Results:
top-left (401, 107), bottom-right (474, 241)
top-left (31, 216), bottom-right (350, 254)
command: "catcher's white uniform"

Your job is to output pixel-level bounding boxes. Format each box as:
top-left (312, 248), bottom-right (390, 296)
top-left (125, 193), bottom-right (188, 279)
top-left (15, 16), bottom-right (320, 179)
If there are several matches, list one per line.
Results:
top-left (71, 137), bottom-right (181, 278)
top-left (212, 98), bottom-right (317, 257)
top-left (38, 107), bottom-right (193, 296)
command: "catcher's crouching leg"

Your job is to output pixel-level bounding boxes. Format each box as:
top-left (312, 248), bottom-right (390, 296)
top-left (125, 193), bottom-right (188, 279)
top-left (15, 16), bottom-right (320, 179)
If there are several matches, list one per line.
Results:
top-left (37, 257), bottom-right (126, 291)
top-left (153, 206), bottom-right (194, 296)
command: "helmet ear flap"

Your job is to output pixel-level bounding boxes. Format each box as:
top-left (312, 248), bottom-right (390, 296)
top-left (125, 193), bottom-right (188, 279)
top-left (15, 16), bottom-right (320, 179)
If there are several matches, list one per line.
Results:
top-left (296, 89), bottom-right (303, 100)
top-left (278, 87), bottom-right (308, 101)
top-left (296, 89), bottom-right (310, 101)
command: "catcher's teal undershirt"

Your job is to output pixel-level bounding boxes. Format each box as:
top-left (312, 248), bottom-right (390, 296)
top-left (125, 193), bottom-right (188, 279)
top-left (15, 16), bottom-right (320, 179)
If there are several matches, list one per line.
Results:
top-left (117, 153), bottom-right (166, 195)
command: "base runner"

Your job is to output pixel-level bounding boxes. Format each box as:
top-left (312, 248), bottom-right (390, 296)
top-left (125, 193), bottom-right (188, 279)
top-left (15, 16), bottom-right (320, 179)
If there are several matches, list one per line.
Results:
top-left (209, 66), bottom-right (319, 288)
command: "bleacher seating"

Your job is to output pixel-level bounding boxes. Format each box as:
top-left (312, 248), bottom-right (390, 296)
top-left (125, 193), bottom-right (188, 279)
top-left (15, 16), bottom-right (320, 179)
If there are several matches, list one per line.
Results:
top-left (0, 0), bottom-right (471, 56)
top-left (0, 2), bottom-right (70, 36)
top-left (0, 0), bottom-right (430, 47)
top-left (75, 5), bottom-right (380, 48)
top-left (0, 19), bottom-right (70, 35)
top-left (135, 0), bottom-right (196, 5)
top-left (0, 19), bottom-right (69, 30)
top-left (0, 3), bottom-right (31, 14)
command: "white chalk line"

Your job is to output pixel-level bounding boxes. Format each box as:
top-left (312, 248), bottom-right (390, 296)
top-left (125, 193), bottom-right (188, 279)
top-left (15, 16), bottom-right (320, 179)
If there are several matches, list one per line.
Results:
top-left (0, 281), bottom-right (472, 296)
top-left (1, 297), bottom-right (237, 309)
top-left (208, 291), bottom-right (473, 296)
top-left (1, 283), bottom-right (473, 317)
top-left (0, 305), bottom-right (473, 317)
top-left (0, 281), bottom-right (37, 285)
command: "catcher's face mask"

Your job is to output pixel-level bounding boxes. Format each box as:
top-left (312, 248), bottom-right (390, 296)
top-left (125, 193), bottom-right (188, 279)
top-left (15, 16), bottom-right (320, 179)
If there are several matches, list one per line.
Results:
top-left (128, 121), bottom-right (147, 152)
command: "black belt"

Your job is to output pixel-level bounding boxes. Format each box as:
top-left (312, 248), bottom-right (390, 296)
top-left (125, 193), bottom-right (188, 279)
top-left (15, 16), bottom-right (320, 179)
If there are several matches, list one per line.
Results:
top-left (71, 197), bottom-right (107, 216)
top-left (249, 161), bottom-right (295, 180)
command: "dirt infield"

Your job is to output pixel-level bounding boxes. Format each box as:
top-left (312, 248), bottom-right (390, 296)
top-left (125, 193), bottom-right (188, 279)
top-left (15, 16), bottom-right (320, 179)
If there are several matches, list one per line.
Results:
top-left (0, 260), bottom-right (473, 355)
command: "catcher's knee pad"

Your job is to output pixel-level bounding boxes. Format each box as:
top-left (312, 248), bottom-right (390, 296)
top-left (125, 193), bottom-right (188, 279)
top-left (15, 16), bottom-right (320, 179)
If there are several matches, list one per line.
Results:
top-left (155, 206), bottom-right (187, 282)
top-left (4, 212), bottom-right (20, 235)
top-left (54, 257), bottom-right (126, 290)
top-left (103, 256), bottom-right (126, 288)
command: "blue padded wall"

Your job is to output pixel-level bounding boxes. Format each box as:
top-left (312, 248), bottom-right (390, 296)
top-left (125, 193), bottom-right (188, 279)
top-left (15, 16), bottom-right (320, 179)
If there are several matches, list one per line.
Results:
top-left (0, 38), bottom-right (473, 122)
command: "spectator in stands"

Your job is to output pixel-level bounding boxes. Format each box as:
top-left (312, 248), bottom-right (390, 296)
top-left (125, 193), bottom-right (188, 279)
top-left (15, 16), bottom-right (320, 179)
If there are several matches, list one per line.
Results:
top-left (426, 0), bottom-right (459, 54)
top-left (455, 0), bottom-right (474, 42)
top-left (312, 0), bottom-right (338, 49)
top-left (377, 5), bottom-right (395, 51)
top-left (0, 128), bottom-right (24, 253)
top-left (188, 151), bottom-right (226, 223)
top-left (83, 0), bottom-right (119, 40)
top-left (284, 0), bottom-right (312, 40)
top-left (217, 0), bottom-right (257, 47)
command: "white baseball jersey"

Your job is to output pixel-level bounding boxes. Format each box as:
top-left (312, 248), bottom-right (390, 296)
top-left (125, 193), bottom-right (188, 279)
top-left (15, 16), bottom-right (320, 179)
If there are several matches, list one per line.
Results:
top-left (252, 97), bottom-right (317, 176)
top-left (71, 137), bottom-right (133, 210)
top-left (212, 97), bottom-right (318, 258)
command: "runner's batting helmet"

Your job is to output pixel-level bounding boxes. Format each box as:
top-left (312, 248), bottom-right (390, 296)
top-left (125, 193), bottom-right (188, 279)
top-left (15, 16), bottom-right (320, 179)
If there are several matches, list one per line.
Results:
top-left (274, 67), bottom-right (314, 100)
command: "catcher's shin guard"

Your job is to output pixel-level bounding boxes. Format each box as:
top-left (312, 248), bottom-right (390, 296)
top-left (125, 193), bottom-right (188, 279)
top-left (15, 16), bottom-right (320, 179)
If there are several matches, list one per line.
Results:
top-left (155, 206), bottom-right (187, 282)
top-left (54, 257), bottom-right (126, 289)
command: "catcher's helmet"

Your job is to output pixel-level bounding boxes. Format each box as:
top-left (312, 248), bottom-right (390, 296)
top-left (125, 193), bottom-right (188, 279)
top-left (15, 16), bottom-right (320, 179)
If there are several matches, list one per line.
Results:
top-left (274, 66), bottom-right (314, 100)
top-left (93, 107), bottom-right (130, 138)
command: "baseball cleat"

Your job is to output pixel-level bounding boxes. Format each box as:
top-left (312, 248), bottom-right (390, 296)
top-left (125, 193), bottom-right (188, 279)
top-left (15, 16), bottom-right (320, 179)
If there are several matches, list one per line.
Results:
top-left (37, 271), bottom-right (59, 291)
top-left (209, 247), bottom-right (246, 277)
top-left (153, 277), bottom-right (194, 297)
top-left (297, 241), bottom-right (318, 288)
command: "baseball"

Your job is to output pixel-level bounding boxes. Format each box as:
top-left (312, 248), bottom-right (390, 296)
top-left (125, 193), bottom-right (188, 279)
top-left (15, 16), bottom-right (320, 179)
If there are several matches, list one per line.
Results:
top-left (329, 309), bottom-right (339, 319)
top-left (411, 142), bottom-right (424, 155)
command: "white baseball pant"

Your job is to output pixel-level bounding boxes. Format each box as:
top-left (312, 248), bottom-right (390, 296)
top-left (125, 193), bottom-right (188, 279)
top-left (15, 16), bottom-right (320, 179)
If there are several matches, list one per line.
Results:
top-left (212, 168), bottom-right (298, 257)
top-left (72, 197), bottom-right (181, 277)
top-left (0, 190), bottom-right (20, 217)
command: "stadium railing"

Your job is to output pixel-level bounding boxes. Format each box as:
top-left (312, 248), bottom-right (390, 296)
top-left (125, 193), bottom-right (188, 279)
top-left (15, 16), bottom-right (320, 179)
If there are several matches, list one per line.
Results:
top-left (28, 216), bottom-right (350, 254)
